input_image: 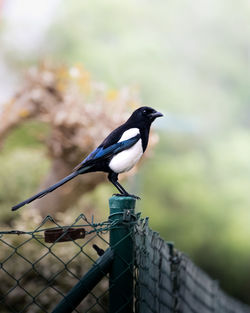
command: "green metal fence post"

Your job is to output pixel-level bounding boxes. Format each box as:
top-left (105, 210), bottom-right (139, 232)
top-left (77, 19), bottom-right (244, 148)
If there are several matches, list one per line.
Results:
top-left (109, 195), bottom-right (136, 313)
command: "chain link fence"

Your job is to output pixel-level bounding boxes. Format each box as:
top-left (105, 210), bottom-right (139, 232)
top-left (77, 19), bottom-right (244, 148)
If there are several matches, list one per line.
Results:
top-left (134, 219), bottom-right (250, 313)
top-left (0, 214), bottom-right (114, 313)
top-left (1, 197), bottom-right (250, 313)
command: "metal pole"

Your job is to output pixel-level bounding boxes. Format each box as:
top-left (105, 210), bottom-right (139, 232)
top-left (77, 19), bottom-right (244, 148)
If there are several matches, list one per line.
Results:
top-left (109, 196), bottom-right (136, 313)
top-left (51, 248), bottom-right (114, 313)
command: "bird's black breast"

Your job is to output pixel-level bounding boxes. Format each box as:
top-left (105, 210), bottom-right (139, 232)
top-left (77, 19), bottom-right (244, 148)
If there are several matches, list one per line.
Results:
top-left (139, 126), bottom-right (150, 152)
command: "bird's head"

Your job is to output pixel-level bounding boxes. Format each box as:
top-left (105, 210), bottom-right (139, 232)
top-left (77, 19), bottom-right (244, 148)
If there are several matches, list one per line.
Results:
top-left (128, 106), bottom-right (163, 125)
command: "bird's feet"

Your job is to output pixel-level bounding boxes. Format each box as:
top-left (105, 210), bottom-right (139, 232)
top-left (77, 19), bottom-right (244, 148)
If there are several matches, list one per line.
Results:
top-left (113, 193), bottom-right (141, 200)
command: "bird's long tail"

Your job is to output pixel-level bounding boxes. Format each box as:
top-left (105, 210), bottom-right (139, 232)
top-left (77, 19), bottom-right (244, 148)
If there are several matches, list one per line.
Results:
top-left (12, 166), bottom-right (91, 211)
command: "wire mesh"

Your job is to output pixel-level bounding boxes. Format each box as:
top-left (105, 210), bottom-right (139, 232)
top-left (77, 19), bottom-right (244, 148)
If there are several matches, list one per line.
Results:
top-left (1, 213), bottom-right (250, 313)
top-left (134, 218), bottom-right (174, 313)
top-left (134, 219), bottom-right (250, 313)
top-left (0, 214), bottom-right (117, 313)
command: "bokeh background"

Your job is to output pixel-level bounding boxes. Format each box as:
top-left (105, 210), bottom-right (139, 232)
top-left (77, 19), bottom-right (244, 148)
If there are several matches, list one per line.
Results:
top-left (1, 0), bottom-right (250, 305)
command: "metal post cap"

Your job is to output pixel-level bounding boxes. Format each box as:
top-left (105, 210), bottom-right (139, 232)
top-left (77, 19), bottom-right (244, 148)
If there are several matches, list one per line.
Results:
top-left (109, 196), bottom-right (136, 211)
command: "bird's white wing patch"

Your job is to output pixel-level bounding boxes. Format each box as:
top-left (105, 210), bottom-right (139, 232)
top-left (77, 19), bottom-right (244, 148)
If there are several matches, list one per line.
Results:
top-left (109, 128), bottom-right (143, 173)
top-left (118, 128), bottom-right (140, 142)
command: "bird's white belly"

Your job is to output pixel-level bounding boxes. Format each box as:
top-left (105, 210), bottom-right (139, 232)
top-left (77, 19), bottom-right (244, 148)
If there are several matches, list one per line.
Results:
top-left (109, 139), bottom-right (143, 173)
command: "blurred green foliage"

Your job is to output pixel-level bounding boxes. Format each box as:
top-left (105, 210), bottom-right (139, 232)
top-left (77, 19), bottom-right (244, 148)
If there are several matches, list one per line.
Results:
top-left (0, 122), bottom-right (49, 222)
top-left (140, 129), bottom-right (250, 301)
top-left (1, 0), bottom-right (250, 304)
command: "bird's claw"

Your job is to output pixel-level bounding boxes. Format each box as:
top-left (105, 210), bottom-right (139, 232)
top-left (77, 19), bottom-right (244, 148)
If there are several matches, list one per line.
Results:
top-left (134, 196), bottom-right (141, 200)
top-left (112, 193), bottom-right (141, 200)
top-left (129, 194), bottom-right (141, 200)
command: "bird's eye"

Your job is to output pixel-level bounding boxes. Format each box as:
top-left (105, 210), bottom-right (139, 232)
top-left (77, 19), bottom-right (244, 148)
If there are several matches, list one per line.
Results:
top-left (143, 109), bottom-right (147, 115)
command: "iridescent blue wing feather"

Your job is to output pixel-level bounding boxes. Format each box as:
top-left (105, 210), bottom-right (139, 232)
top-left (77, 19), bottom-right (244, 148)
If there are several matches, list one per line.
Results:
top-left (74, 134), bottom-right (140, 170)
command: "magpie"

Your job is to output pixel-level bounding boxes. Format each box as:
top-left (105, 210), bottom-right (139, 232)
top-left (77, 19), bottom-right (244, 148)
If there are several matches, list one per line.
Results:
top-left (12, 106), bottom-right (163, 211)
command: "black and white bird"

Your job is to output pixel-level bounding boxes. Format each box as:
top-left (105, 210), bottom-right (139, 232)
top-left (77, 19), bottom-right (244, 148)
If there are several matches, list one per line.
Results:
top-left (12, 106), bottom-right (163, 211)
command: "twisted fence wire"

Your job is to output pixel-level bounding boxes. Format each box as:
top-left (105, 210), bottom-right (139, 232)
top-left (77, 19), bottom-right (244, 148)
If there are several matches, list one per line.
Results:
top-left (0, 214), bottom-right (120, 313)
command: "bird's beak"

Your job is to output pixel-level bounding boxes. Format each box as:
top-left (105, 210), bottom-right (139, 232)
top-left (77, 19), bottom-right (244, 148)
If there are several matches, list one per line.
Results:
top-left (149, 111), bottom-right (164, 119)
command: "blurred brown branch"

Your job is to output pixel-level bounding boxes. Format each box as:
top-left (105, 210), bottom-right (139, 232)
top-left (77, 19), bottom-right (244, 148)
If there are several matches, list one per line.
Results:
top-left (0, 63), bottom-right (158, 215)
